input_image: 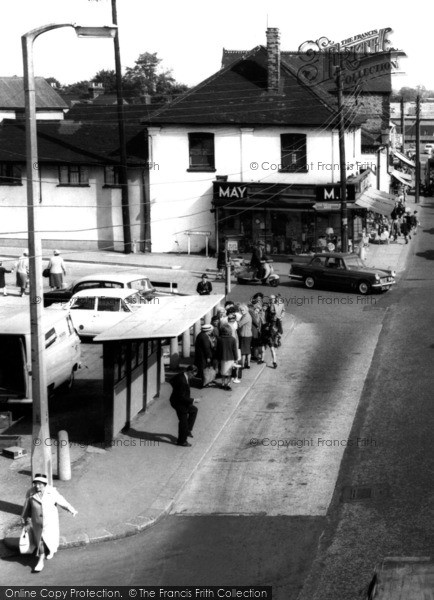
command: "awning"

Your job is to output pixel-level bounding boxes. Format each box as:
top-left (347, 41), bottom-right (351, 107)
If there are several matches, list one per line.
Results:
top-left (392, 150), bottom-right (416, 168)
top-left (95, 294), bottom-right (225, 342)
top-left (355, 189), bottom-right (396, 216)
top-left (391, 169), bottom-right (413, 186)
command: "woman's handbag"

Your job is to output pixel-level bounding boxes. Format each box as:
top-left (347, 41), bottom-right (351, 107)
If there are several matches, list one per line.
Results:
top-left (202, 366), bottom-right (217, 387)
top-left (19, 526), bottom-right (35, 554)
top-left (42, 268), bottom-right (50, 278)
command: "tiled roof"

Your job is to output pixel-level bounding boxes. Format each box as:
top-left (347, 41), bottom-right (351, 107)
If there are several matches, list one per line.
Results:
top-left (0, 77), bottom-right (67, 109)
top-left (222, 50), bottom-right (396, 94)
top-left (0, 119), bottom-right (147, 165)
top-left (146, 46), bottom-right (350, 127)
top-left (66, 102), bottom-right (162, 124)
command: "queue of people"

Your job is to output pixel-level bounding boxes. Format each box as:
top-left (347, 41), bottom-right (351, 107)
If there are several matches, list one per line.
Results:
top-left (193, 293), bottom-right (285, 392)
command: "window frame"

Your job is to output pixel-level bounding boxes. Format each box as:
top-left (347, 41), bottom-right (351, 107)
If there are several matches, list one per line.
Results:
top-left (0, 163), bottom-right (22, 186)
top-left (103, 165), bottom-right (122, 188)
top-left (280, 133), bottom-right (307, 173)
top-left (58, 165), bottom-right (90, 187)
top-left (187, 132), bottom-right (216, 172)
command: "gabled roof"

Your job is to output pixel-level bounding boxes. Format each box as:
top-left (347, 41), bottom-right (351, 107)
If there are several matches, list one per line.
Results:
top-left (0, 119), bottom-right (147, 165)
top-left (0, 77), bottom-right (67, 109)
top-left (145, 46), bottom-right (352, 128)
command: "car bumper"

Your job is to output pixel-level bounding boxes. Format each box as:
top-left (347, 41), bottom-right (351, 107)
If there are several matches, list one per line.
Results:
top-left (372, 280), bottom-right (396, 289)
top-left (288, 274), bottom-right (304, 280)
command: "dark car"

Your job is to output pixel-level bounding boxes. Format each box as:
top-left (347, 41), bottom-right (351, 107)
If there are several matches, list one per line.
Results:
top-left (288, 253), bottom-right (396, 295)
top-left (43, 270), bottom-right (176, 307)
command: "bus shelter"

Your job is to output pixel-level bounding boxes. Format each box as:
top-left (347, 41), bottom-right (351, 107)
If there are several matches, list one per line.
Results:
top-left (94, 294), bottom-right (224, 444)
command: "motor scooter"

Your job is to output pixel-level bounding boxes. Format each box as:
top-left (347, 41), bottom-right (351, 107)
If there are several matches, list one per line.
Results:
top-left (237, 258), bottom-right (280, 287)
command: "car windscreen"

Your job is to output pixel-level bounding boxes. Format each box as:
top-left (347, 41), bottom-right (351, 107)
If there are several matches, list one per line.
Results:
top-left (344, 257), bottom-right (365, 270)
top-left (124, 292), bottom-right (143, 309)
top-left (128, 278), bottom-right (155, 293)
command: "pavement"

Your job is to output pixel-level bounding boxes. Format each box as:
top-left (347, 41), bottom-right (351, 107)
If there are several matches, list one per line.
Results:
top-left (0, 199), bottom-right (418, 556)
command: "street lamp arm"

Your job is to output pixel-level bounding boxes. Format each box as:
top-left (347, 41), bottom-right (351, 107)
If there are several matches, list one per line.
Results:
top-left (22, 23), bottom-right (77, 45)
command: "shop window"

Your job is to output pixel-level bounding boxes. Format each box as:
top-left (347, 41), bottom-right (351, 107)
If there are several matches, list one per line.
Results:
top-left (280, 134), bottom-right (307, 172)
top-left (0, 163), bottom-right (22, 185)
top-left (188, 133), bottom-right (215, 171)
top-left (58, 165), bottom-right (89, 186)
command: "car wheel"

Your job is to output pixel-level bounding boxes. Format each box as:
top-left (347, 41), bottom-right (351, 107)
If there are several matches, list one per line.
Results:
top-left (304, 276), bottom-right (315, 289)
top-left (269, 278), bottom-right (279, 287)
top-left (358, 280), bottom-right (371, 295)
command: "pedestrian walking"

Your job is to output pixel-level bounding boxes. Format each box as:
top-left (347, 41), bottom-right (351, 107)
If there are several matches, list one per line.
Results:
top-left (47, 250), bottom-right (67, 290)
top-left (268, 294), bottom-right (285, 334)
top-left (250, 300), bottom-right (265, 363)
top-left (263, 303), bottom-right (281, 369)
top-left (238, 304), bottom-right (253, 369)
top-left (410, 210), bottom-right (419, 235)
top-left (21, 473), bottom-right (77, 572)
top-left (0, 261), bottom-right (13, 296)
top-left (216, 324), bottom-right (238, 391)
top-left (169, 365), bottom-right (199, 447)
top-left (15, 251), bottom-right (29, 296)
top-left (196, 273), bottom-right (212, 295)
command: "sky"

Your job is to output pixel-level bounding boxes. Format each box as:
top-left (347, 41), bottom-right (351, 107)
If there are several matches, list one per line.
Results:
top-left (1, 0), bottom-right (432, 92)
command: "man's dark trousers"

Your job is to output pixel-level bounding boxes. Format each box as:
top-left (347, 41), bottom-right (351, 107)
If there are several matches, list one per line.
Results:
top-left (173, 404), bottom-right (198, 445)
top-left (169, 372), bottom-right (198, 445)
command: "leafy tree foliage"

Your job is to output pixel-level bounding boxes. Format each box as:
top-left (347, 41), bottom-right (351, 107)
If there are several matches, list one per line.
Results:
top-left (60, 52), bottom-right (188, 104)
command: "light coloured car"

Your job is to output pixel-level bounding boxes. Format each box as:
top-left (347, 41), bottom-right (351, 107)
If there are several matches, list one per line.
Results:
top-left (43, 270), bottom-right (160, 307)
top-left (424, 143), bottom-right (434, 155)
top-left (49, 288), bottom-right (153, 339)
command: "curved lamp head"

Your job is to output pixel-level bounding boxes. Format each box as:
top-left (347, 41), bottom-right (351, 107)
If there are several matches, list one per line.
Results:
top-left (74, 25), bottom-right (117, 38)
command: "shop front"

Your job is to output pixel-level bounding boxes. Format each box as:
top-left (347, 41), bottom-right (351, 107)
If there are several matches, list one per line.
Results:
top-left (213, 175), bottom-right (371, 255)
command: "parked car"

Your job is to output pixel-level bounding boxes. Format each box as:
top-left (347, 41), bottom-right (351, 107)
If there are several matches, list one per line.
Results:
top-left (49, 288), bottom-right (155, 339)
top-left (424, 143), bottom-right (434, 155)
top-left (288, 253), bottom-right (396, 295)
top-left (0, 307), bottom-right (81, 403)
top-left (43, 270), bottom-right (172, 307)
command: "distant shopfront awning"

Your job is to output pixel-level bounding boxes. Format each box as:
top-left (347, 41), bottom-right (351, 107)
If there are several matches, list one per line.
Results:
top-left (355, 189), bottom-right (396, 216)
top-left (391, 169), bottom-right (413, 186)
top-left (392, 150), bottom-right (416, 168)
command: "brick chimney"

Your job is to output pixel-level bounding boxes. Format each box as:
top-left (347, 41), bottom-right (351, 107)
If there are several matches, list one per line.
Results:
top-left (266, 28), bottom-right (281, 93)
top-left (88, 83), bottom-right (104, 100)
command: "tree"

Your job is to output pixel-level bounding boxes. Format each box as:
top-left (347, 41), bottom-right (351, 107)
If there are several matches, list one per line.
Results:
top-left (45, 77), bottom-right (61, 89)
top-left (123, 51), bottom-right (188, 103)
top-left (62, 80), bottom-right (91, 99)
top-left (92, 69), bottom-right (117, 93)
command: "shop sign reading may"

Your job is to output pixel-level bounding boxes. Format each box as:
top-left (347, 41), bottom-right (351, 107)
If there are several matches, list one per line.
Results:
top-left (296, 27), bottom-right (403, 88)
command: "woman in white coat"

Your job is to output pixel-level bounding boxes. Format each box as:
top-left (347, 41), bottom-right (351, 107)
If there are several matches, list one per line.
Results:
top-left (21, 474), bottom-right (77, 572)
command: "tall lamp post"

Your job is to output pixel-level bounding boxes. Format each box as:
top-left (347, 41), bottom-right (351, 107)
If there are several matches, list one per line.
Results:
top-left (22, 23), bottom-right (117, 484)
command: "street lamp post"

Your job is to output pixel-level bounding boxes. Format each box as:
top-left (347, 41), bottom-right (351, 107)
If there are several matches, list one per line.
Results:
top-left (22, 23), bottom-right (117, 484)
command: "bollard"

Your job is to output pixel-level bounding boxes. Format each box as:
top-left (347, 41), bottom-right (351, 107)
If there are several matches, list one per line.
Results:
top-left (170, 337), bottom-right (180, 369)
top-left (182, 328), bottom-right (191, 358)
top-left (58, 430), bottom-right (71, 481)
top-left (193, 320), bottom-right (201, 341)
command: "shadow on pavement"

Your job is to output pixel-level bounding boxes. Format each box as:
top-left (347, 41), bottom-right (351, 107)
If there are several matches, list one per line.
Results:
top-left (126, 427), bottom-right (177, 446)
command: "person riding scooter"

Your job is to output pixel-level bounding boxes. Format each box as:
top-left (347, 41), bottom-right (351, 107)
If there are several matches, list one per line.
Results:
top-left (260, 257), bottom-right (279, 286)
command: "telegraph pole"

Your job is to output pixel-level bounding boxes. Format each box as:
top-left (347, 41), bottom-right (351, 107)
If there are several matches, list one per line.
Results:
top-left (400, 97), bottom-right (405, 152)
top-left (415, 94), bottom-right (421, 204)
top-left (336, 65), bottom-right (348, 252)
top-left (111, 0), bottom-right (132, 253)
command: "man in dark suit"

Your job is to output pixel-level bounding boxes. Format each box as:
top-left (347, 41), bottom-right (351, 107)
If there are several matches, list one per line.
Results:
top-left (196, 274), bottom-right (213, 295)
top-left (169, 365), bottom-right (199, 447)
